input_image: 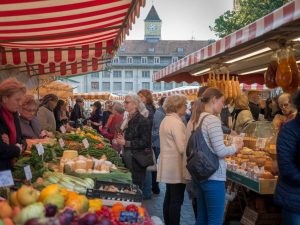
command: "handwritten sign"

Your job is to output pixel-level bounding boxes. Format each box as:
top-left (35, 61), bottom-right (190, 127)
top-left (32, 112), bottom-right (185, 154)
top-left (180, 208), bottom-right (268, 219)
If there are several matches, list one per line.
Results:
top-left (0, 170), bottom-right (14, 187)
top-left (35, 143), bottom-right (44, 155)
top-left (24, 165), bottom-right (32, 181)
top-left (59, 138), bottom-right (65, 148)
top-left (82, 138), bottom-right (89, 149)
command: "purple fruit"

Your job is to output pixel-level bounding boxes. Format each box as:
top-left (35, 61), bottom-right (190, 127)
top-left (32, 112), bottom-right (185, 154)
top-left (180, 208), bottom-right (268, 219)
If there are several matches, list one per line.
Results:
top-left (58, 209), bottom-right (75, 225)
top-left (24, 218), bottom-right (42, 225)
top-left (45, 204), bottom-right (58, 217)
top-left (78, 213), bottom-right (98, 225)
top-left (95, 218), bottom-right (112, 225)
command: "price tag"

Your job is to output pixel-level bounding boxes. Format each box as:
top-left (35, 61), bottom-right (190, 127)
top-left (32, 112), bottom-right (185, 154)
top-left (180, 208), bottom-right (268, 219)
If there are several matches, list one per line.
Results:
top-left (241, 162), bottom-right (247, 170)
top-left (35, 143), bottom-right (44, 155)
top-left (119, 211), bottom-right (138, 223)
top-left (256, 138), bottom-right (267, 149)
top-left (239, 133), bottom-right (246, 137)
top-left (58, 138), bottom-right (65, 148)
top-left (0, 170), bottom-right (14, 187)
top-left (82, 138), bottom-right (89, 149)
top-left (60, 125), bottom-right (66, 134)
top-left (253, 166), bottom-right (260, 174)
top-left (24, 165), bottom-right (32, 181)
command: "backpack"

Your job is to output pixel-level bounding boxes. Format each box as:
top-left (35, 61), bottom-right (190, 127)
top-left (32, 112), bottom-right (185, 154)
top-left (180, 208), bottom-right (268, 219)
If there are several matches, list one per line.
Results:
top-left (186, 114), bottom-right (220, 181)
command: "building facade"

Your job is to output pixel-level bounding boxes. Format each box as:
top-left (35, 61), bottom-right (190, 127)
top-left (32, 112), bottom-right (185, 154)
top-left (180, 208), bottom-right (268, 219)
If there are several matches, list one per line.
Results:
top-left (69, 6), bottom-right (209, 94)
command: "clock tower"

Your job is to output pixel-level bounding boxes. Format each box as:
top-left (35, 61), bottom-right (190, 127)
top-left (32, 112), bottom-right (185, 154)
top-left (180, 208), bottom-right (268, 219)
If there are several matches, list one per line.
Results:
top-left (144, 5), bottom-right (161, 42)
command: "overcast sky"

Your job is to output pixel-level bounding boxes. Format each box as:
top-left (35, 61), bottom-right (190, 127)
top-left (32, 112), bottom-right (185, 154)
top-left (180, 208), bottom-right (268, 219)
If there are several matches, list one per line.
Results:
top-left (127, 0), bottom-right (234, 41)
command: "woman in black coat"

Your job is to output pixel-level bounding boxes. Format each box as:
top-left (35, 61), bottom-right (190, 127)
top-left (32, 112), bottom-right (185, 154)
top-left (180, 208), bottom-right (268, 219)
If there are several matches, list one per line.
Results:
top-left (116, 94), bottom-right (151, 188)
top-left (89, 101), bottom-right (103, 132)
top-left (0, 78), bottom-right (26, 171)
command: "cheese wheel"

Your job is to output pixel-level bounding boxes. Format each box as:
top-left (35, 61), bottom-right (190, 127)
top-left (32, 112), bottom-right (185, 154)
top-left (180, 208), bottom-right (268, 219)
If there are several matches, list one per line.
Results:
top-left (62, 150), bottom-right (78, 160)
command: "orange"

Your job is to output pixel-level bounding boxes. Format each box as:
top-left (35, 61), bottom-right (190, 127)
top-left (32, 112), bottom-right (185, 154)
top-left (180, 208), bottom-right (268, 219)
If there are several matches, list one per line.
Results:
top-left (112, 202), bottom-right (125, 219)
top-left (138, 206), bottom-right (145, 217)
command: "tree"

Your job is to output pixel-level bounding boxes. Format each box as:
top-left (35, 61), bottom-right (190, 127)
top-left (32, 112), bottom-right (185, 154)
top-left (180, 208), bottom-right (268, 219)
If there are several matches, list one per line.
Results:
top-left (210, 0), bottom-right (290, 38)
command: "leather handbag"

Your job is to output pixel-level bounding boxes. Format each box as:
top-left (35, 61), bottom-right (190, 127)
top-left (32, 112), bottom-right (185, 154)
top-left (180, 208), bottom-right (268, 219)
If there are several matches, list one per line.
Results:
top-left (132, 148), bottom-right (155, 168)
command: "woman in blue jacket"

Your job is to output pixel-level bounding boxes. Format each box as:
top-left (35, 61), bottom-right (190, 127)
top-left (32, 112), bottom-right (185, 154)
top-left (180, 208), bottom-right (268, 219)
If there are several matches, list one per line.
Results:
top-left (274, 90), bottom-right (300, 225)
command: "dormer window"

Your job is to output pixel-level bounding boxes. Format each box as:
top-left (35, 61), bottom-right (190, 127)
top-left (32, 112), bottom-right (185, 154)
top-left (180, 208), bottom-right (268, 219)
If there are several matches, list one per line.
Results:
top-left (148, 48), bottom-right (155, 53)
top-left (177, 48), bottom-right (184, 53)
top-left (120, 46), bottom-right (126, 52)
top-left (127, 57), bottom-right (133, 64)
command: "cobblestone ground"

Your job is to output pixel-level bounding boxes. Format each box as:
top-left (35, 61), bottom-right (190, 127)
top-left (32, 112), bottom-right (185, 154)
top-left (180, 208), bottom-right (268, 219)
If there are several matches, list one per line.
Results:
top-left (142, 183), bottom-right (196, 225)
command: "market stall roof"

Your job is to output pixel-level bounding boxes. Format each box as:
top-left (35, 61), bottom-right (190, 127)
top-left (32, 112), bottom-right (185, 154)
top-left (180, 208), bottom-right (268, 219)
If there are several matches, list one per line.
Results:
top-left (154, 0), bottom-right (300, 84)
top-left (152, 86), bottom-right (199, 99)
top-left (0, 0), bottom-right (145, 77)
top-left (73, 92), bottom-right (124, 100)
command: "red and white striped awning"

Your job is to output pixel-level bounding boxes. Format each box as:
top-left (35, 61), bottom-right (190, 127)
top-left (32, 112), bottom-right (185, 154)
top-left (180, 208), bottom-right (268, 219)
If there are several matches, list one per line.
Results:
top-left (154, 0), bottom-right (300, 83)
top-left (152, 86), bottom-right (199, 99)
top-left (240, 83), bottom-right (268, 91)
top-left (73, 92), bottom-right (124, 100)
top-left (0, 0), bottom-right (145, 77)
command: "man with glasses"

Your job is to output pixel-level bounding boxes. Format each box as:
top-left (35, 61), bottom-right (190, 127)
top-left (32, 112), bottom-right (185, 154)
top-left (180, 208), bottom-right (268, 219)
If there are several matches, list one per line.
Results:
top-left (272, 93), bottom-right (297, 132)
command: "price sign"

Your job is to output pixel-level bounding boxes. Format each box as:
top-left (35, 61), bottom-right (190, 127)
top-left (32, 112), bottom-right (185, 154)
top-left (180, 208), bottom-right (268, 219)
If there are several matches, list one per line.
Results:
top-left (58, 138), bottom-right (65, 148)
top-left (60, 125), bottom-right (66, 134)
top-left (239, 133), bottom-right (246, 137)
top-left (35, 143), bottom-right (44, 155)
top-left (82, 138), bottom-right (89, 149)
top-left (24, 165), bottom-right (32, 181)
top-left (119, 211), bottom-right (138, 223)
top-left (256, 138), bottom-right (267, 149)
top-left (0, 170), bottom-right (14, 187)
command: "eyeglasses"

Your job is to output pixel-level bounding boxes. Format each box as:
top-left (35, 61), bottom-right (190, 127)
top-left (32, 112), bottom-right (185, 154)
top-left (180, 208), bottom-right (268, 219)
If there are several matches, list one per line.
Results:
top-left (279, 103), bottom-right (289, 109)
top-left (124, 101), bottom-right (131, 104)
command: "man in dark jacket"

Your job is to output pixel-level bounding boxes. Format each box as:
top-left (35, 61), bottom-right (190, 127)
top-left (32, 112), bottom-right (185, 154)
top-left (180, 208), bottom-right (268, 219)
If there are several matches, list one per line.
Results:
top-left (274, 90), bottom-right (300, 225)
top-left (70, 97), bottom-right (84, 128)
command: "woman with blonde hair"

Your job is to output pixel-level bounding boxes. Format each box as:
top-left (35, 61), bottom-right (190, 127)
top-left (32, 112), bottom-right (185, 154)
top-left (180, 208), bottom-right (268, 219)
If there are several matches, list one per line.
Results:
top-left (232, 94), bottom-right (254, 134)
top-left (0, 78), bottom-right (26, 171)
top-left (157, 95), bottom-right (187, 225)
top-left (116, 94), bottom-right (151, 188)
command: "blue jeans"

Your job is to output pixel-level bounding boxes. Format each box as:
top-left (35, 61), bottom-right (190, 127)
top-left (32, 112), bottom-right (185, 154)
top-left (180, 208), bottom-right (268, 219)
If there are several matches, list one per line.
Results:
top-left (282, 209), bottom-right (300, 225)
top-left (142, 171), bottom-right (152, 199)
top-left (195, 180), bottom-right (225, 225)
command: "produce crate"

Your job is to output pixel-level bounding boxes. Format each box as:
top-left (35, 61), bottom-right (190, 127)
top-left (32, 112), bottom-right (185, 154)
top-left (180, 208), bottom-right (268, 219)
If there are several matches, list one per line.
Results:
top-left (227, 170), bottom-right (277, 194)
top-left (86, 180), bottom-right (143, 206)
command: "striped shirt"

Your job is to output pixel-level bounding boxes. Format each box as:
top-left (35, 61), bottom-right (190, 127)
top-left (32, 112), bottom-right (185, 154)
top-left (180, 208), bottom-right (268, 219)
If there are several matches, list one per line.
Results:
top-left (187, 112), bottom-right (237, 181)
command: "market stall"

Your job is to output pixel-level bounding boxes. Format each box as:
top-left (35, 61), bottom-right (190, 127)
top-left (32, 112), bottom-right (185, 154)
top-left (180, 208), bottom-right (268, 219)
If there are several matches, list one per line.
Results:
top-left (152, 86), bottom-right (199, 101)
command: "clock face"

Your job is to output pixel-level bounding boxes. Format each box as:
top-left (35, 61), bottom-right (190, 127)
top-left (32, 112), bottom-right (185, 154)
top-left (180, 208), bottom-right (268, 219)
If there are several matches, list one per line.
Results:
top-left (148, 23), bottom-right (157, 31)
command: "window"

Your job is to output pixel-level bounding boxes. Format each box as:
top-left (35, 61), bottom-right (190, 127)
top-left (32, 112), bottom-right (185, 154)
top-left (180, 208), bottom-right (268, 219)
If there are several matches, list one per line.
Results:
top-left (125, 82), bottom-right (133, 91)
top-left (142, 71), bottom-right (150, 78)
top-left (154, 57), bottom-right (160, 64)
top-left (164, 82), bottom-right (173, 90)
top-left (127, 57), bottom-right (133, 64)
top-left (102, 82), bottom-right (110, 91)
top-left (148, 48), bottom-right (154, 53)
top-left (172, 57), bottom-right (178, 63)
top-left (153, 82), bottom-right (161, 91)
top-left (113, 57), bottom-right (119, 64)
top-left (113, 82), bottom-right (122, 91)
top-left (91, 82), bottom-right (99, 90)
top-left (125, 71), bottom-right (133, 78)
top-left (102, 71), bottom-right (110, 78)
top-left (142, 82), bottom-right (150, 89)
top-left (120, 46), bottom-right (126, 52)
top-left (177, 48), bottom-right (184, 53)
top-left (113, 71), bottom-right (122, 78)
top-left (141, 57), bottom-right (147, 64)
top-left (91, 72), bottom-right (99, 78)
top-left (175, 82), bottom-right (184, 88)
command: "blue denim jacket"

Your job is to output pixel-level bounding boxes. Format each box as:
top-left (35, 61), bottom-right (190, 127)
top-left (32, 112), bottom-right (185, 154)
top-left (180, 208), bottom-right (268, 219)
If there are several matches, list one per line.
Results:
top-left (151, 107), bottom-right (166, 148)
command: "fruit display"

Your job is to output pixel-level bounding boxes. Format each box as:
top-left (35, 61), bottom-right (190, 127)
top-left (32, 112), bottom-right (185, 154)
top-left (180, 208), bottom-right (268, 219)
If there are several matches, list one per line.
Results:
top-left (0, 184), bottom-right (151, 225)
top-left (265, 47), bottom-right (299, 93)
top-left (207, 71), bottom-right (241, 100)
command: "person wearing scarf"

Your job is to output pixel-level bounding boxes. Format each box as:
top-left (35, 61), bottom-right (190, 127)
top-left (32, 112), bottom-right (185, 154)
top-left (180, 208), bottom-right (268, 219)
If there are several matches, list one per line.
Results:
top-left (37, 94), bottom-right (58, 132)
top-left (0, 78), bottom-right (26, 171)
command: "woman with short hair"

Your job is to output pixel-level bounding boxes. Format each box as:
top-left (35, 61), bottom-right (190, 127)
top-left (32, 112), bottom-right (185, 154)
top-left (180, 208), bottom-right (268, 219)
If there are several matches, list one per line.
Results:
top-left (37, 94), bottom-right (58, 132)
top-left (54, 99), bottom-right (68, 132)
top-left (157, 95), bottom-right (187, 225)
top-left (0, 78), bottom-right (26, 171)
top-left (116, 94), bottom-right (151, 188)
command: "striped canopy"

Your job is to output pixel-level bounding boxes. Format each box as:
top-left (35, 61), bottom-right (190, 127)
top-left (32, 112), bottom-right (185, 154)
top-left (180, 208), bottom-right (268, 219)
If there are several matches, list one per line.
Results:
top-left (0, 0), bottom-right (145, 77)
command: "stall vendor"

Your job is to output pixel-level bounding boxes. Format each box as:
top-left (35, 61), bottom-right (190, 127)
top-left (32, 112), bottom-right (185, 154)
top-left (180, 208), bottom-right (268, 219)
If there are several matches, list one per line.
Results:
top-left (0, 78), bottom-right (26, 171)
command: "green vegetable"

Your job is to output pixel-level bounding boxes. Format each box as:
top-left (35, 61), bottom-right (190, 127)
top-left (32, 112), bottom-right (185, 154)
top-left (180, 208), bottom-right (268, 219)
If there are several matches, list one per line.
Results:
top-left (15, 202), bottom-right (45, 225)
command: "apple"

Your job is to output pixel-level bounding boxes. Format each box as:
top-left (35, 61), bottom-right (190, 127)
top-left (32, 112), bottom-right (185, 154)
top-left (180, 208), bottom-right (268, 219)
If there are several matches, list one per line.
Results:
top-left (10, 192), bottom-right (22, 207)
top-left (17, 185), bottom-right (39, 207)
top-left (0, 201), bottom-right (13, 219)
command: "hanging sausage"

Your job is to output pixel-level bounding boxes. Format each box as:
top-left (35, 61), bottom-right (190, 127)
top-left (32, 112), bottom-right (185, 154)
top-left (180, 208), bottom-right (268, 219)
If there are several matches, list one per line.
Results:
top-left (265, 53), bottom-right (278, 89)
top-left (283, 48), bottom-right (299, 94)
top-left (275, 48), bottom-right (292, 89)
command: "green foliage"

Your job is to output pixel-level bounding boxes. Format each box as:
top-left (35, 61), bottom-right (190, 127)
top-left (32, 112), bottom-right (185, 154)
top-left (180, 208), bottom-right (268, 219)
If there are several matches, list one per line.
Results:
top-left (210, 0), bottom-right (289, 38)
